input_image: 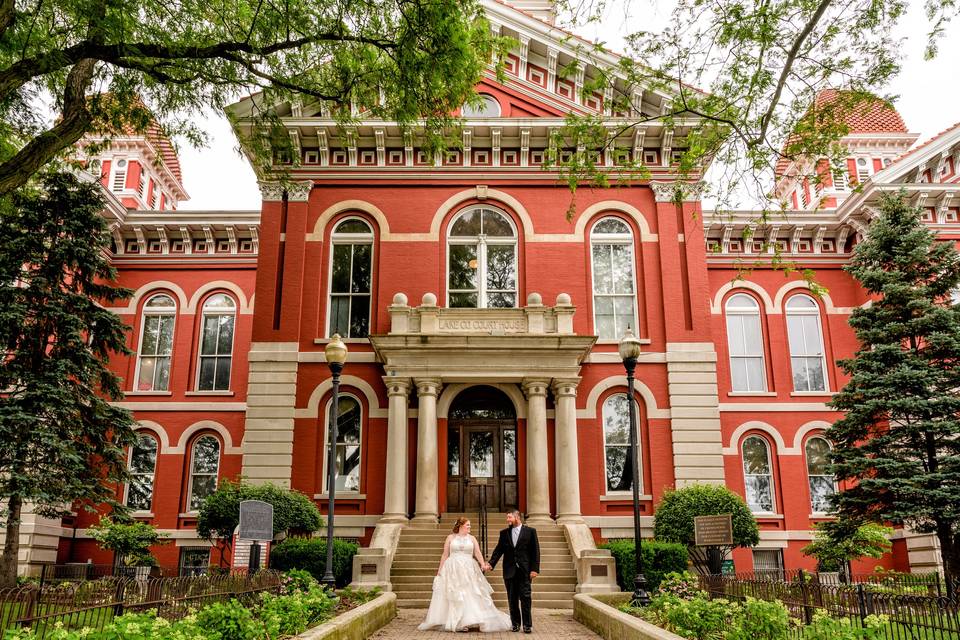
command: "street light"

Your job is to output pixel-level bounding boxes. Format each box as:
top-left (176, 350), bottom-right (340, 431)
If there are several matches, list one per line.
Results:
top-left (619, 328), bottom-right (650, 607)
top-left (322, 334), bottom-right (348, 590)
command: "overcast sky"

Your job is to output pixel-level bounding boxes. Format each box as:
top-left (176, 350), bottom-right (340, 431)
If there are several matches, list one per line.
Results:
top-left (176, 0), bottom-right (960, 211)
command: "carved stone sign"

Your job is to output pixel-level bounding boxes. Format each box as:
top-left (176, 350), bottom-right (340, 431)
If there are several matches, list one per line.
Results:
top-left (361, 564), bottom-right (378, 575)
top-left (438, 318), bottom-right (526, 333)
top-left (239, 500), bottom-right (274, 542)
top-left (694, 514), bottom-right (734, 547)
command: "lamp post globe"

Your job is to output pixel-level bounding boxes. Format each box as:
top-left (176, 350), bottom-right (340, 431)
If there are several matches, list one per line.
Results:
top-left (619, 328), bottom-right (650, 607)
top-left (322, 334), bottom-right (348, 590)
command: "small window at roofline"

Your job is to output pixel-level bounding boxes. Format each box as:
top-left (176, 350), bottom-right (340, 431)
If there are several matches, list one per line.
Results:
top-left (461, 94), bottom-right (501, 118)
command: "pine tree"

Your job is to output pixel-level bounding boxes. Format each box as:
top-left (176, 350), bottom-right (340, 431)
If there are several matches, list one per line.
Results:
top-left (0, 172), bottom-right (136, 586)
top-left (828, 193), bottom-right (960, 580)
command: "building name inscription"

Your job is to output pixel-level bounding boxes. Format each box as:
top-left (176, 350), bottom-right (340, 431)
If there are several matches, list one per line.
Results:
top-left (438, 318), bottom-right (527, 333)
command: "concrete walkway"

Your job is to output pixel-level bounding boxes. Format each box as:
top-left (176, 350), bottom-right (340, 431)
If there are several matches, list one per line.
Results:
top-left (370, 609), bottom-right (600, 639)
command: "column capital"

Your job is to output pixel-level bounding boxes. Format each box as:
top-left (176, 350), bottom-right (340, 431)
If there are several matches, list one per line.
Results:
top-left (257, 180), bottom-right (313, 202)
top-left (383, 376), bottom-right (412, 397)
top-left (551, 377), bottom-right (580, 398)
top-left (521, 378), bottom-right (550, 398)
top-left (650, 180), bottom-right (706, 203)
top-left (415, 377), bottom-right (442, 397)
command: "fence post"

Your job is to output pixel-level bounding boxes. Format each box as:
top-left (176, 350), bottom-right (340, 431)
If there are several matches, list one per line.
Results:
top-left (113, 579), bottom-right (127, 618)
top-left (856, 584), bottom-right (868, 623)
top-left (38, 564), bottom-right (46, 592)
top-left (798, 569), bottom-right (813, 625)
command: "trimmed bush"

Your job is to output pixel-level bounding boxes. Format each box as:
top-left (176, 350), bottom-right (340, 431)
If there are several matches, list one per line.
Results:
top-left (269, 537), bottom-right (359, 587)
top-left (599, 540), bottom-right (688, 591)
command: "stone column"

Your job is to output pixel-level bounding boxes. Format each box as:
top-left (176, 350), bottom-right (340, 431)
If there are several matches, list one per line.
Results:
top-left (413, 378), bottom-right (442, 524)
top-left (522, 378), bottom-right (551, 523)
top-left (381, 377), bottom-right (412, 522)
top-left (553, 378), bottom-right (583, 523)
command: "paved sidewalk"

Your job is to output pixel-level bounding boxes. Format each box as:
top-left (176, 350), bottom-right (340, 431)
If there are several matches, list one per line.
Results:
top-left (371, 608), bottom-right (600, 639)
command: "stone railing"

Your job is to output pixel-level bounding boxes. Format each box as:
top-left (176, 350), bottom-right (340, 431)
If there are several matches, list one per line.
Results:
top-left (386, 292), bottom-right (575, 335)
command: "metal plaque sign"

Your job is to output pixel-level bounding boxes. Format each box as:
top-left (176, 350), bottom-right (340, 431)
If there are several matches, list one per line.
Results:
top-left (239, 500), bottom-right (274, 542)
top-left (694, 514), bottom-right (734, 547)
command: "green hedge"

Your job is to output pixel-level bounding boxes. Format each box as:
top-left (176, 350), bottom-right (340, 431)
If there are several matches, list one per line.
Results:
top-left (269, 537), bottom-right (359, 587)
top-left (599, 540), bottom-right (688, 591)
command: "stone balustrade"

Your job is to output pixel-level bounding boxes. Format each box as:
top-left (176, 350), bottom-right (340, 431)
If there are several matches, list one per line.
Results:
top-left (386, 291), bottom-right (576, 335)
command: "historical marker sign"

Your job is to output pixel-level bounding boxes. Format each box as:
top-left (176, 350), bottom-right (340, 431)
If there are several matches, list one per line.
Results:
top-left (239, 500), bottom-right (274, 542)
top-left (694, 514), bottom-right (734, 547)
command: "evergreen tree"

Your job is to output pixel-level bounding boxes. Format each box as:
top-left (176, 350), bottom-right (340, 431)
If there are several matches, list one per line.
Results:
top-left (0, 172), bottom-right (136, 586)
top-left (828, 193), bottom-right (960, 580)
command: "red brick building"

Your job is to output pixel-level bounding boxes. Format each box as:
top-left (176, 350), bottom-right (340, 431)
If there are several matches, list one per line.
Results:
top-left (20, 0), bottom-right (959, 591)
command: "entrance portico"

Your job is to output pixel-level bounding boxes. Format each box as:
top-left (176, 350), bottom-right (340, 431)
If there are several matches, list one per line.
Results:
top-left (370, 292), bottom-right (595, 525)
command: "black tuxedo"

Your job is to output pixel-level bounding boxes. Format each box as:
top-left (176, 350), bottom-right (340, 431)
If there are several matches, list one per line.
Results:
top-left (489, 525), bottom-right (540, 629)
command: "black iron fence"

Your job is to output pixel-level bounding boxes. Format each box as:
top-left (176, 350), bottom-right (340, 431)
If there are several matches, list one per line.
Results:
top-left (701, 573), bottom-right (960, 640)
top-left (0, 569), bottom-right (281, 636)
top-left (723, 569), bottom-right (956, 598)
top-left (33, 563), bottom-right (236, 587)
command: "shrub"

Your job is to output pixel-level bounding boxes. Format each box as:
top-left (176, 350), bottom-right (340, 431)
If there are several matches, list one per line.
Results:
top-left (269, 537), bottom-right (359, 587)
top-left (195, 600), bottom-right (259, 640)
top-left (599, 540), bottom-right (688, 591)
top-left (657, 571), bottom-right (703, 600)
top-left (802, 611), bottom-right (888, 640)
top-left (281, 568), bottom-right (318, 594)
top-left (802, 520), bottom-right (892, 572)
top-left (728, 597), bottom-right (790, 640)
top-left (641, 592), bottom-right (737, 639)
top-left (87, 517), bottom-right (168, 567)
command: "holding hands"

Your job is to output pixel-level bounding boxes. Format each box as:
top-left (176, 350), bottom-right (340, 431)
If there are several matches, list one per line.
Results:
top-left (481, 561), bottom-right (492, 572)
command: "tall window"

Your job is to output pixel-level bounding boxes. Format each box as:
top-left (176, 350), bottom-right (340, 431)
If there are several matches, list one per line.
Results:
top-left (136, 294), bottom-right (176, 391)
top-left (447, 208), bottom-right (517, 308)
top-left (324, 395), bottom-right (361, 492)
top-left (742, 435), bottom-right (774, 513)
top-left (785, 295), bottom-right (827, 392)
top-left (328, 219), bottom-right (373, 337)
top-left (197, 294), bottom-right (236, 391)
top-left (591, 217), bottom-right (638, 340)
top-left (187, 435), bottom-right (220, 511)
top-left (725, 294), bottom-right (766, 392)
top-left (805, 436), bottom-right (836, 513)
top-left (601, 394), bottom-right (641, 493)
top-left (125, 433), bottom-right (158, 511)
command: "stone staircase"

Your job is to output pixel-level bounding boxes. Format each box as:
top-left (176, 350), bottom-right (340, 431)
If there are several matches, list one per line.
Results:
top-left (391, 513), bottom-right (578, 609)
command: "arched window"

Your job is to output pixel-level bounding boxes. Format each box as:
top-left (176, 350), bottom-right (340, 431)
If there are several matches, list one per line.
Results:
top-left (725, 293), bottom-right (766, 392)
top-left (324, 395), bottom-right (362, 492)
top-left (601, 394), bottom-right (642, 493)
top-left (447, 208), bottom-right (517, 308)
top-left (742, 435), bottom-right (774, 513)
top-left (197, 294), bottom-right (236, 391)
top-left (135, 294), bottom-right (176, 391)
top-left (591, 217), bottom-right (638, 340)
top-left (125, 433), bottom-right (158, 511)
top-left (785, 295), bottom-right (827, 392)
top-left (187, 435), bottom-right (221, 511)
top-left (462, 94), bottom-right (501, 117)
top-left (805, 436), bottom-right (836, 513)
top-left (328, 218), bottom-right (373, 338)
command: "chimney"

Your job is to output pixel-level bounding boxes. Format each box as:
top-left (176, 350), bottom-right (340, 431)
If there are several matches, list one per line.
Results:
top-left (507, 0), bottom-right (557, 24)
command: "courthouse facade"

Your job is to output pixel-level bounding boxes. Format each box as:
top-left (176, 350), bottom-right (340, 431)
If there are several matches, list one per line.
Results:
top-left (16, 0), bottom-right (959, 582)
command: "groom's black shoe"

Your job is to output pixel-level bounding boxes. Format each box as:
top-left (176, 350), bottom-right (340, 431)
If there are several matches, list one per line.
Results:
top-left (523, 627), bottom-right (532, 634)
top-left (511, 625), bottom-right (520, 632)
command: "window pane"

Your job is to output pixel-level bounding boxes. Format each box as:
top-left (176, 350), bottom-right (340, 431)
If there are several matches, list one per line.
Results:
top-left (742, 314), bottom-right (763, 353)
top-left (482, 210), bottom-right (514, 236)
top-left (337, 398), bottom-right (361, 444)
top-left (742, 437), bottom-right (770, 474)
top-left (487, 292), bottom-right (515, 308)
top-left (786, 315), bottom-right (806, 355)
top-left (503, 430), bottom-right (516, 475)
top-left (130, 436), bottom-right (157, 472)
top-left (449, 244), bottom-right (478, 290)
top-left (730, 358), bottom-right (749, 392)
top-left (145, 294), bottom-right (174, 308)
top-left (203, 294), bottom-right (235, 310)
top-left (610, 244), bottom-right (634, 294)
top-left (745, 358), bottom-right (765, 392)
top-left (141, 316), bottom-right (161, 355)
top-left (603, 395), bottom-right (631, 445)
top-left (127, 477), bottom-right (154, 510)
top-left (335, 219), bottom-right (371, 234)
top-left (806, 358), bottom-right (825, 391)
top-left (451, 210), bottom-right (480, 236)
top-left (809, 476), bottom-right (835, 512)
top-left (331, 244), bottom-right (352, 293)
top-left (614, 296), bottom-right (635, 332)
top-left (792, 357), bottom-right (810, 391)
top-left (449, 292), bottom-right (478, 308)
top-left (157, 316), bottom-right (175, 355)
top-left (805, 438), bottom-right (831, 475)
top-left (803, 317), bottom-right (823, 356)
top-left (190, 475), bottom-right (217, 510)
top-left (605, 447), bottom-right (632, 492)
top-left (216, 315), bottom-right (235, 354)
top-left (469, 431), bottom-right (495, 477)
top-left (486, 245), bottom-right (516, 291)
top-left (593, 217), bottom-right (629, 235)
top-left (448, 428), bottom-right (460, 476)
top-left (329, 296), bottom-right (350, 336)
top-left (745, 475), bottom-right (773, 512)
top-left (336, 445), bottom-right (361, 491)
top-left (201, 317), bottom-right (219, 355)
top-left (592, 244), bottom-right (613, 293)
top-left (154, 357), bottom-right (171, 391)
top-left (192, 437), bottom-right (220, 474)
top-left (214, 357), bottom-right (231, 390)
top-left (137, 358), bottom-right (157, 390)
top-left (351, 243), bottom-right (372, 293)
top-left (349, 296), bottom-right (370, 338)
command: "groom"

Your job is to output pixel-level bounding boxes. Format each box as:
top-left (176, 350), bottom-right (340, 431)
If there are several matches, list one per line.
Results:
top-left (488, 510), bottom-right (540, 633)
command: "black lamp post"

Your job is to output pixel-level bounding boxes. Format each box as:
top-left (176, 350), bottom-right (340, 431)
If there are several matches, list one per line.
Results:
top-left (619, 328), bottom-right (650, 607)
top-left (322, 334), bottom-right (348, 590)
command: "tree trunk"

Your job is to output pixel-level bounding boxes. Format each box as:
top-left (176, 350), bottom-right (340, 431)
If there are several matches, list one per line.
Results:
top-left (936, 523), bottom-right (960, 595)
top-left (0, 494), bottom-right (22, 588)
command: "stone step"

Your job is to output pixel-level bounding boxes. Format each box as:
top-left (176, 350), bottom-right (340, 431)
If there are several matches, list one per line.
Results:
top-left (398, 532), bottom-right (568, 541)
top-left (393, 559), bottom-right (573, 568)
top-left (397, 539), bottom-right (569, 547)
top-left (394, 546), bottom-right (572, 556)
top-left (396, 598), bottom-right (575, 610)
top-left (390, 574), bottom-right (578, 585)
top-left (390, 583), bottom-right (577, 594)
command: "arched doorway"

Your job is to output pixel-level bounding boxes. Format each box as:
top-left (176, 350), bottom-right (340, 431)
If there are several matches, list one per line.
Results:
top-left (446, 386), bottom-right (519, 513)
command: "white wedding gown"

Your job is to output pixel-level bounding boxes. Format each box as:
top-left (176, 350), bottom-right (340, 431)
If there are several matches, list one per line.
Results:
top-left (418, 535), bottom-right (513, 632)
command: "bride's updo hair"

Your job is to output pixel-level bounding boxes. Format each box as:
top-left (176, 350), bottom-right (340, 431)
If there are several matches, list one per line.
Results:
top-left (452, 517), bottom-right (469, 533)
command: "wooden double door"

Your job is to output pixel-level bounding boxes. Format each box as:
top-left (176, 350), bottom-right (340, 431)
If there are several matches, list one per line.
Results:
top-left (446, 419), bottom-right (518, 513)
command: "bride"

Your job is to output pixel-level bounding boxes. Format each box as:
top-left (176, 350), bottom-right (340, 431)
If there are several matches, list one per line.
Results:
top-left (418, 518), bottom-right (512, 632)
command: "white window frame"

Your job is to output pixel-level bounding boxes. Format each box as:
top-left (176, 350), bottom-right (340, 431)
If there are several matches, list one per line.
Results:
top-left (830, 160), bottom-right (849, 191)
top-left (590, 217), bottom-right (639, 342)
top-left (326, 218), bottom-right (374, 338)
top-left (111, 158), bottom-right (128, 193)
top-left (855, 157), bottom-right (873, 182)
top-left (195, 294), bottom-right (237, 392)
top-left (742, 435), bottom-right (776, 514)
top-left (462, 94), bottom-right (502, 118)
top-left (321, 393), bottom-right (363, 494)
top-left (600, 393), bottom-right (643, 496)
top-left (725, 293), bottom-right (767, 392)
top-left (186, 435), bottom-right (221, 512)
top-left (805, 436), bottom-right (837, 514)
top-left (785, 294), bottom-right (829, 392)
top-left (134, 294), bottom-right (177, 392)
top-left (446, 207), bottom-right (518, 309)
top-left (123, 432), bottom-right (159, 512)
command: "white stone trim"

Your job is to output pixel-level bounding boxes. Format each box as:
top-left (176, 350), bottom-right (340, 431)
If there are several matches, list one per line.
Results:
top-left (115, 401), bottom-right (247, 411)
top-left (791, 421), bottom-right (833, 451)
top-left (577, 375), bottom-right (670, 419)
top-left (723, 421), bottom-right (792, 456)
top-left (297, 375), bottom-right (387, 418)
top-left (436, 382), bottom-right (527, 419)
top-left (772, 281), bottom-right (852, 314)
top-left (107, 280), bottom-right (190, 314)
top-left (710, 281), bottom-right (776, 314)
top-left (172, 420), bottom-right (242, 455)
top-left (307, 200), bottom-right (390, 242)
top-left (719, 402), bottom-right (834, 412)
top-left (135, 420), bottom-right (172, 454)
top-left (185, 281), bottom-right (253, 315)
top-left (575, 201), bottom-right (657, 242)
